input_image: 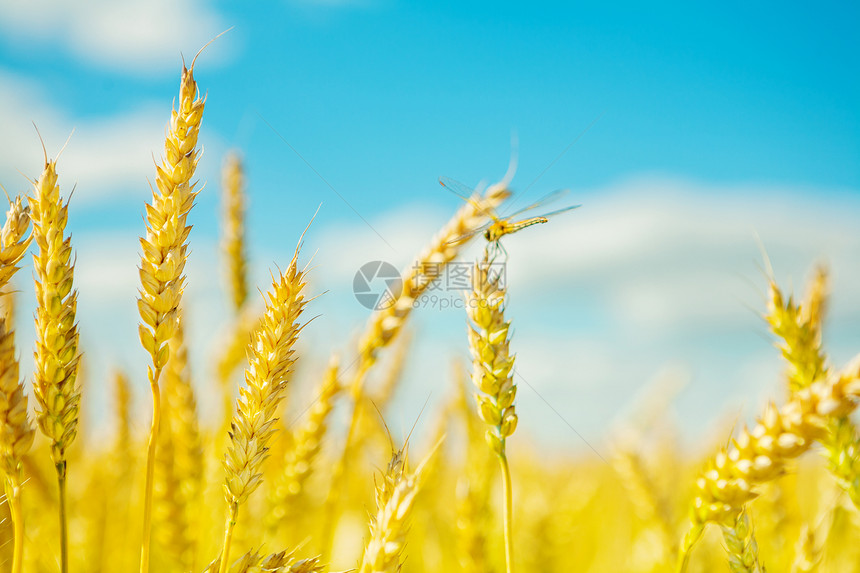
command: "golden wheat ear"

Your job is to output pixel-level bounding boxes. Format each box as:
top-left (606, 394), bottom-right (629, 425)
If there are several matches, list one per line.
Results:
top-left (138, 56), bottom-right (206, 573)
top-left (217, 236), bottom-right (311, 573)
top-left (765, 277), bottom-right (860, 508)
top-left (0, 190), bottom-right (35, 573)
top-left (359, 437), bottom-right (443, 573)
top-left (205, 548), bottom-right (323, 573)
top-left (466, 242), bottom-right (518, 573)
top-left (27, 152), bottom-right (81, 573)
top-left (721, 510), bottom-right (765, 573)
top-left (679, 357), bottom-right (860, 570)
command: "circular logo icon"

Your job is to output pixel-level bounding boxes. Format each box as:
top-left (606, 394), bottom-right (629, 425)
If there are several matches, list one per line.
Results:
top-left (353, 261), bottom-right (403, 310)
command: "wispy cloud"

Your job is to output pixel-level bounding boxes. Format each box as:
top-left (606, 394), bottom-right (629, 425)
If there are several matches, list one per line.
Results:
top-left (290, 0), bottom-right (372, 6)
top-left (0, 69), bottom-right (169, 201)
top-left (0, 0), bottom-right (227, 74)
top-left (503, 177), bottom-right (860, 319)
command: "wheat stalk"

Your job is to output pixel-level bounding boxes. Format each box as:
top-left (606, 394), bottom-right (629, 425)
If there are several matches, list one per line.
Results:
top-left (0, 195), bottom-right (31, 289)
top-left (768, 278), bottom-right (860, 508)
top-left (113, 371), bottom-right (132, 449)
top-left (823, 416), bottom-right (860, 508)
top-left (359, 441), bottom-right (441, 573)
top-left (205, 548), bottom-right (323, 573)
top-left (215, 305), bottom-right (263, 451)
top-left (611, 445), bottom-right (676, 560)
top-left (766, 279), bottom-right (828, 393)
top-left (721, 509), bottom-right (765, 573)
top-left (0, 193), bottom-right (34, 573)
top-left (216, 307), bottom-right (261, 385)
top-left (677, 357), bottom-right (860, 571)
top-left (791, 524), bottom-right (820, 573)
top-left (454, 365), bottom-right (496, 573)
top-left (0, 318), bottom-right (32, 484)
top-left (799, 270), bottom-right (860, 509)
top-left (221, 151), bottom-right (248, 313)
top-left (266, 356), bottom-right (341, 535)
top-left (28, 154), bottom-right (80, 573)
top-left (0, 320), bottom-right (30, 573)
top-left (101, 369), bottom-right (136, 572)
top-left (155, 310), bottom-right (203, 569)
top-left (802, 265), bottom-right (828, 337)
top-left (321, 180), bottom-right (511, 557)
top-left (678, 275), bottom-right (860, 571)
top-left (333, 335), bottom-right (410, 494)
top-left (467, 244), bottom-right (518, 573)
top-left (355, 183), bottom-right (510, 382)
top-left (218, 241), bottom-right (308, 573)
top-left (368, 329), bottom-right (412, 408)
top-left (137, 57), bottom-right (205, 572)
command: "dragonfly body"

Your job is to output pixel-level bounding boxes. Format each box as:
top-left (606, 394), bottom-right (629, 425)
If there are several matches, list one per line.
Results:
top-left (485, 216), bottom-right (549, 242)
top-left (439, 177), bottom-right (579, 250)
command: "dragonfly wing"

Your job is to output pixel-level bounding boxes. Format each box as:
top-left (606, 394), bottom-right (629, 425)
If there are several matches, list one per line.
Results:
top-left (538, 203), bottom-right (581, 219)
top-left (447, 223), bottom-right (491, 245)
top-left (440, 176), bottom-right (503, 222)
top-left (503, 188), bottom-right (571, 218)
top-left (438, 177), bottom-right (478, 202)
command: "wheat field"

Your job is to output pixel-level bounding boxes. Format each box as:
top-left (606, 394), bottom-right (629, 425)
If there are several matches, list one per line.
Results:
top-left (0, 58), bottom-right (858, 573)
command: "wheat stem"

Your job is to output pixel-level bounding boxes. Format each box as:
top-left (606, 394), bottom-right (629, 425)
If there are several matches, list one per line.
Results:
top-left (154, 309), bottom-right (202, 569)
top-left (266, 358), bottom-right (341, 536)
top-left (5, 481), bottom-right (23, 573)
top-left (57, 461), bottom-right (68, 573)
top-left (221, 152), bottom-right (248, 313)
top-left (140, 367), bottom-right (162, 573)
top-left (791, 524), bottom-right (820, 573)
top-left (455, 365), bottom-right (495, 573)
top-left (675, 525), bottom-right (704, 573)
top-left (499, 451), bottom-right (514, 573)
top-left (218, 502), bottom-right (239, 573)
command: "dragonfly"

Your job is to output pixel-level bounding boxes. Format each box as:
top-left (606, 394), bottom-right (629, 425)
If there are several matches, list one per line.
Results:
top-left (439, 177), bottom-right (580, 250)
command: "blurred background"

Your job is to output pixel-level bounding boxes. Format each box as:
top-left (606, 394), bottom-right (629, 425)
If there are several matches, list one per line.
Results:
top-left (0, 0), bottom-right (857, 457)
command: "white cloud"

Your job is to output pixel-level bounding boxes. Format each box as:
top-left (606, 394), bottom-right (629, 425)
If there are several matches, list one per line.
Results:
top-left (288, 0), bottom-right (374, 9)
top-left (0, 0), bottom-right (228, 74)
top-left (514, 336), bottom-right (617, 392)
top-left (503, 177), bottom-right (860, 330)
top-left (0, 68), bottom-right (176, 202)
top-left (74, 233), bottom-right (141, 300)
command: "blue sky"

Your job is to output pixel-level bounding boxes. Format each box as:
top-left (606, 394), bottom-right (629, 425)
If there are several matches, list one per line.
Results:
top-left (0, 1), bottom-right (858, 453)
